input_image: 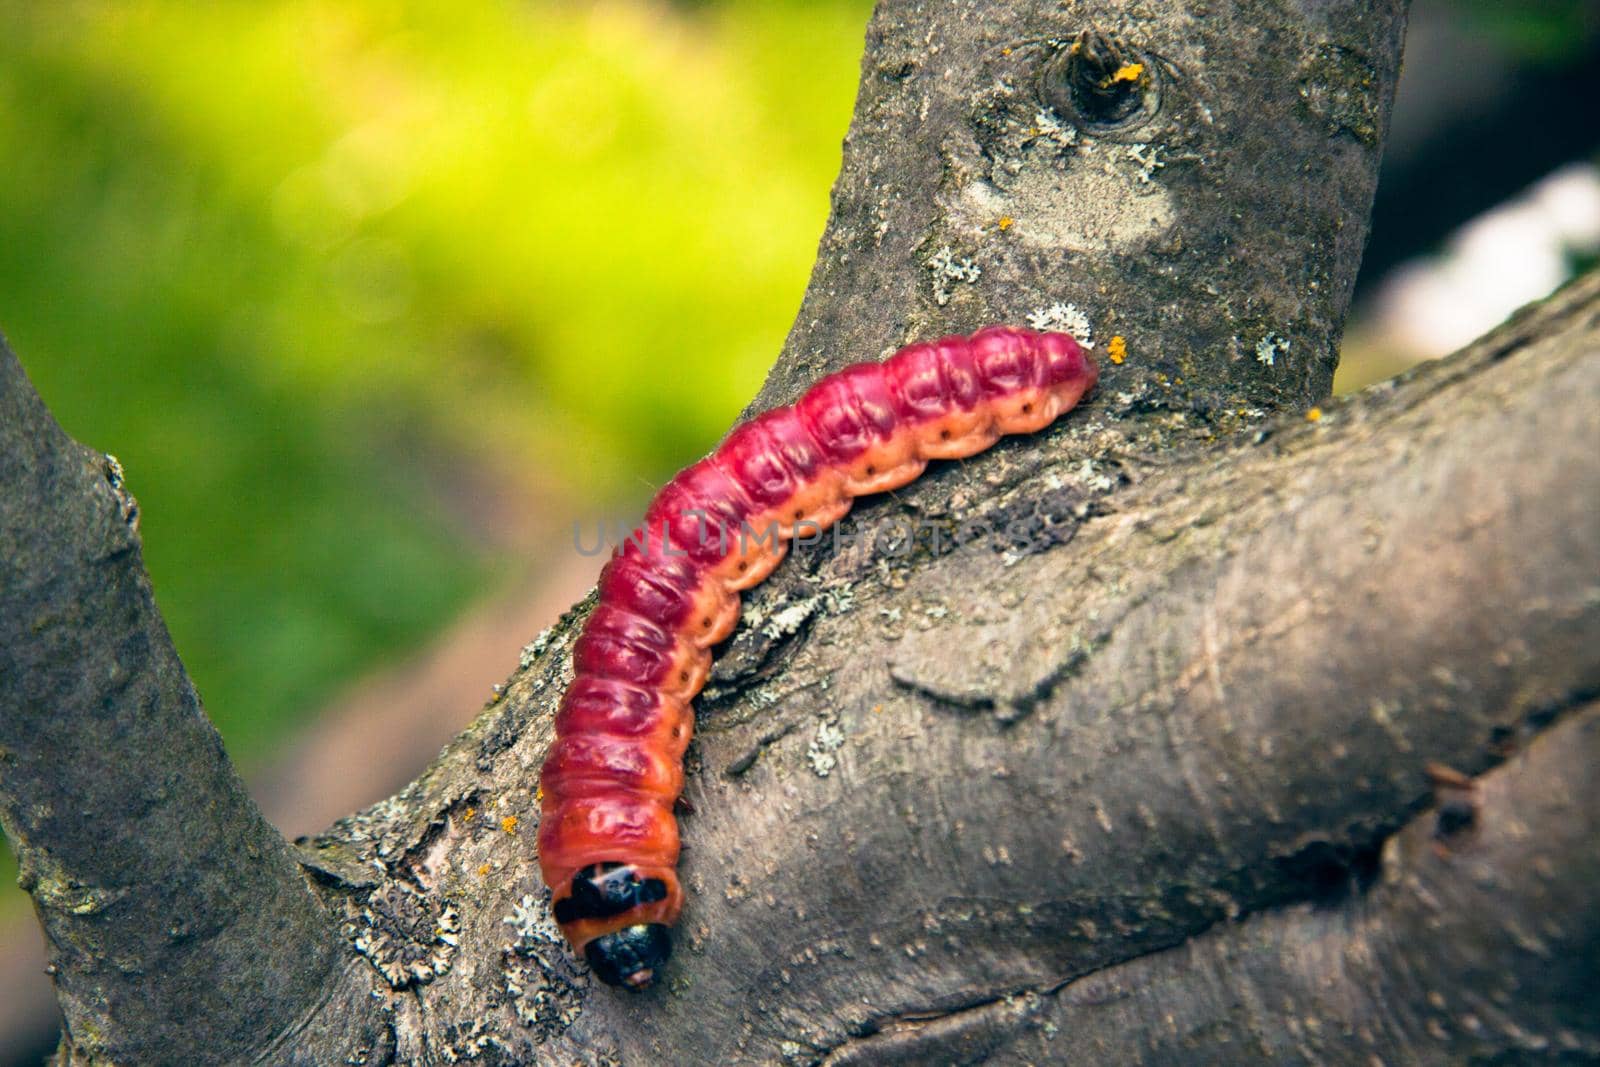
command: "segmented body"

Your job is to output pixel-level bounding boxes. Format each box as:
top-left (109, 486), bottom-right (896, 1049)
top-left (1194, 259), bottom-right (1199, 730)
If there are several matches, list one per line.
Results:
top-left (537, 325), bottom-right (1098, 988)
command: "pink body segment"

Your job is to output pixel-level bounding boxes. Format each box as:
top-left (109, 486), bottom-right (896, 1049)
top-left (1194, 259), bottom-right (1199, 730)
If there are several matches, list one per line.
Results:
top-left (537, 325), bottom-right (1098, 988)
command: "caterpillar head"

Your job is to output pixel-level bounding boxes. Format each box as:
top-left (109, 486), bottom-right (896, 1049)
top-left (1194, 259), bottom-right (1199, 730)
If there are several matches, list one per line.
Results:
top-left (555, 862), bottom-right (675, 990)
top-left (585, 923), bottom-right (672, 990)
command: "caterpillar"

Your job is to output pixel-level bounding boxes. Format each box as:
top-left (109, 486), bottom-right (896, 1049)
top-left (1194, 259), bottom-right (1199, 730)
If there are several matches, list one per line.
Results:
top-left (537, 325), bottom-right (1098, 989)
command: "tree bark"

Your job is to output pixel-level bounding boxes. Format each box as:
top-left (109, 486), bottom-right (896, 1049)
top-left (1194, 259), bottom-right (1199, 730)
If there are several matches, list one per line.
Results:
top-left (2, 0), bottom-right (1596, 1064)
top-left (0, 351), bottom-right (382, 1061)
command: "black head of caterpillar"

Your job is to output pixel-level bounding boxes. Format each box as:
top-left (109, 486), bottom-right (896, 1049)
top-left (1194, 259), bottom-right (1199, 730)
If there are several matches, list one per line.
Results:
top-left (587, 922), bottom-right (672, 990)
top-left (558, 862), bottom-right (673, 990)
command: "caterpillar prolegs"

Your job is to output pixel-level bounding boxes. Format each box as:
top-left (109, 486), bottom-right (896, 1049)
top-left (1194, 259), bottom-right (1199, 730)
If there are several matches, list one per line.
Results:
top-left (537, 325), bottom-right (1098, 989)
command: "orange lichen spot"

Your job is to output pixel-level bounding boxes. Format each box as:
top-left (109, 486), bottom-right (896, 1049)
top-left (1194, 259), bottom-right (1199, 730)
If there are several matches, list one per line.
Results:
top-left (997, 216), bottom-right (1014, 232)
top-left (1001, 46), bottom-right (1013, 56)
top-left (463, 807), bottom-right (476, 822)
top-left (1306, 407), bottom-right (1323, 422)
top-left (477, 864), bottom-right (490, 877)
top-left (535, 784), bottom-right (544, 803)
top-left (501, 815), bottom-right (519, 834)
top-left (1107, 335), bottom-right (1127, 365)
top-left (871, 704), bottom-right (884, 714)
top-left (1110, 62), bottom-right (1144, 85)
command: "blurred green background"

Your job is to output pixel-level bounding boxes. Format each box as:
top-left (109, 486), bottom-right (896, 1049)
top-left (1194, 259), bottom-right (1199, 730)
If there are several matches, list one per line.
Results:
top-left (0, 0), bottom-right (872, 919)
top-left (0, 1), bottom-right (1597, 1060)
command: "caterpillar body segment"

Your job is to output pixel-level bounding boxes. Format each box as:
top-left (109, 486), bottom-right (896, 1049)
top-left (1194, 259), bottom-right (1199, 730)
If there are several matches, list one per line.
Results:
top-left (537, 325), bottom-right (1097, 989)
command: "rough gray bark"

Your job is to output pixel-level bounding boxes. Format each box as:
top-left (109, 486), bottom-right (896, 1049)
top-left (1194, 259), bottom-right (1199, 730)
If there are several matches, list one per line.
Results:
top-left (752, 0), bottom-right (1404, 418)
top-left (0, 352), bottom-right (382, 1060)
top-left (1, 0), bottom-right (1596, 1064)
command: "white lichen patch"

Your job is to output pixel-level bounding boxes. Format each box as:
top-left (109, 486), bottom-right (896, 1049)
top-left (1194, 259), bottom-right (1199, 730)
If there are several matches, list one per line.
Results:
top-left (763, 600), bottom-right (820, 640)
top-left (502, 893), bottom-right (545, 944)
top-left (1125, 143), bottom-right (1167, 184)
top-left (985, 76), bottom-right (1017, 101)
top-left (926, 245), bottom-right (982, 306)
top-left (813, 576), bottom-right (856, 614)
top-left (1255, 333), bottom-right (1291, 367)
top-left (519, 627), bottom-right (556, 669)
top-left (1026, 302), bottom-right (1095, 347)
top-left (754, 581), bottom-right (855, 641)
top-left (1075, 458), bottom-right (1117, 493)
top-left (438, 902), bottom-right (460, 945)
top-left (501, 892), bottom-right (587, 1038)
top-left (1027, 107), bottom-right (1079, 150)
top-left (779, 1039), bottom-right (816, 1065)
top-left (348, 883), bottom-right (459, 989)
top-left (438, 1018), bottom-right (500, 1063)
top-left (807, 718), bottom-right (847, 777)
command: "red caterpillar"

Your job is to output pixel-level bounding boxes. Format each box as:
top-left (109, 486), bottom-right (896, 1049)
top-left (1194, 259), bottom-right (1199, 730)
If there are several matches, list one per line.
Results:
top-left (537, 325), bottom-right (1097, 989)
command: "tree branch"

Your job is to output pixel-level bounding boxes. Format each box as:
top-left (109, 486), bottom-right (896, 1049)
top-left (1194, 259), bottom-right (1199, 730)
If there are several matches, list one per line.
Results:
top-left (824, 700), bottom-right (1600, 1064)
top-left (11, 1), bottom-right (1597, 1063)
top-left (0, 343), bottom-right (382, 1063)
top-left (751, 0), bottom-right (1407, 417)
top-left (482, 262), bottom-right (1590, 1064)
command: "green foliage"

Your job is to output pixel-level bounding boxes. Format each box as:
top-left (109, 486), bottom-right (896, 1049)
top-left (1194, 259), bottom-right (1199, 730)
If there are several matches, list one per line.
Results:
top-left (1446, 0), bottom-right (1599, 63)
top-left (0, 0), bottom-right (871, 914)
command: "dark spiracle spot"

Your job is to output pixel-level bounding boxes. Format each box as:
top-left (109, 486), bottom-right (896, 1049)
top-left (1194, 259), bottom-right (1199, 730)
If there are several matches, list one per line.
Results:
top-left (1040, 29), bottom-right (1162, 136)
top-left (554, 862), bottom-right (668, 925)
top-left (586, 923), bottom-right (672, 990)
